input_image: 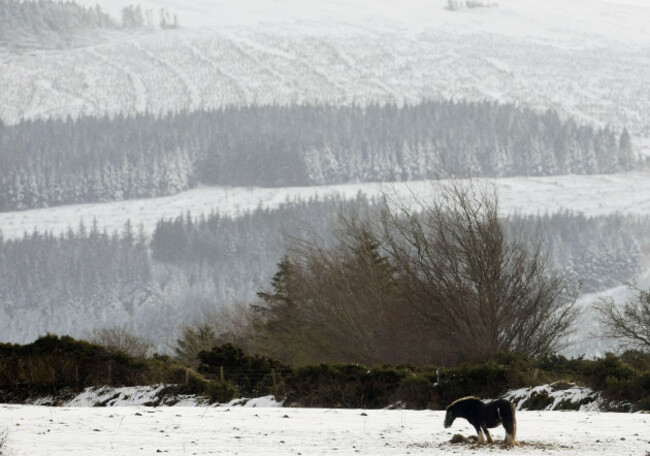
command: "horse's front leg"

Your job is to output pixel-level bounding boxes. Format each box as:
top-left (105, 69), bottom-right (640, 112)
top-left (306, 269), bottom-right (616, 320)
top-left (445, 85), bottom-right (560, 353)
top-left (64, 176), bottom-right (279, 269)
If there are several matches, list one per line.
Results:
top-left (482, 427), bottom-right (493, 444)
top-left (475, 426), bottom-right (486, 444)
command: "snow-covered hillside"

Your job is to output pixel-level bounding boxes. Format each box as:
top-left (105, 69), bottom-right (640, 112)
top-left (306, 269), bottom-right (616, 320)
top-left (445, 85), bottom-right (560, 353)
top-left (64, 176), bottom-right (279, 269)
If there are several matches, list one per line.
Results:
top-left (2, 0), bottom-right (649, 154)
top-left (564, 269), bottom-right (650, 358)
top-left (0, 404), bottom-right (648, 456)
top-left (1, 172), bottom-right (648, 241)
top-left (67, 0), bottom-right (650, 45)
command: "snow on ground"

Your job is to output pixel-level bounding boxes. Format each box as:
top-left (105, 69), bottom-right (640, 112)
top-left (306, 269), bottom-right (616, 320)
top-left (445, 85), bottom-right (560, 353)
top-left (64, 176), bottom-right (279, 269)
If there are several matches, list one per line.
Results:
top-left (29, 383), bottom-right (600, 411)
top-left (1, 172), bottom-right (648, 241)
top-left (0, 404), bottom-right (648, 456)
top-left (505, 384), bottom-right (602, 412)
top-left (32, 386), bottom-right (283, 408)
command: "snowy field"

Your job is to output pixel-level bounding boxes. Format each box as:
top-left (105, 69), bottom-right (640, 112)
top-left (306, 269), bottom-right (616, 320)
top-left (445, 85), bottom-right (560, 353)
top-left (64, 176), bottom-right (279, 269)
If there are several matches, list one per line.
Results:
top-left (0, 404), bottom-right (648, 456)
top-left (1, 172), bottom-right (648, 241)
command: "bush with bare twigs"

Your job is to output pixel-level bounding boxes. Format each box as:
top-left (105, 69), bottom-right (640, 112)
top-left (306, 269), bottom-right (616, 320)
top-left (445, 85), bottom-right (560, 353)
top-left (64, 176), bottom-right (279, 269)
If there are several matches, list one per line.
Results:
top-left (255, 180), bottom-right (578, 365)
top-left (89, 326), bottom-right (152, 359)
top-left (596, 284), bottom-right (650, 352)
top-left (174, 302), bottom-right (256, 365)
top-left (379, 180), bottom-right (578, 360)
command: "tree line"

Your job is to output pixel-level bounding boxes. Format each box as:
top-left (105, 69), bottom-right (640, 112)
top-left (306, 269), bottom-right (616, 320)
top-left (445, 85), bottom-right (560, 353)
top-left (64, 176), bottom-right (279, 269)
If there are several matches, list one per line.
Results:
top-left (0, 0), bottom-right (116, 46)
top-left (0, 100), bottom-right (636, 211)
top-left (0, 0), bottom-right (179, 49)
top-left (0, 195), bottom-right (647, 352)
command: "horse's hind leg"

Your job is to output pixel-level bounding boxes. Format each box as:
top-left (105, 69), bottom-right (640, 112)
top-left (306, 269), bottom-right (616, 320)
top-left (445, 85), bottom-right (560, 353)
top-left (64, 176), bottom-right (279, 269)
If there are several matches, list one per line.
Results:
top-left (503, 405), bottom-right (517, 446)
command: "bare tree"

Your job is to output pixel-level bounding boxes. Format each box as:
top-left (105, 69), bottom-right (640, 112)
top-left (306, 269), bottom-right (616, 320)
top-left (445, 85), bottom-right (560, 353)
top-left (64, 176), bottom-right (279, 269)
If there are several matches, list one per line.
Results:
top-left (596, 284), bottom-right (650, 351)
top-left (378, 180), bottom-right (577, 359)
top-left (89, 325), bottom-right (152, 359)
top-left (255, 179), bottom-right (577, 365)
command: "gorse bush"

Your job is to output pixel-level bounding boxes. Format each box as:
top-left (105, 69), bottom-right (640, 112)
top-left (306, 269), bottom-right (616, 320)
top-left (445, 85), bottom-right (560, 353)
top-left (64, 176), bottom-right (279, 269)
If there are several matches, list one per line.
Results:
top-left (527, 351), bottom-right (650, 411)
top-left (204, 380), bottom-right (239, 403)
top-left (282, 364), bottom-right (408, 408)
top-left (0, 335), bottom-right (207, 401)
top-left (197, 343), bottom-right (290, 397)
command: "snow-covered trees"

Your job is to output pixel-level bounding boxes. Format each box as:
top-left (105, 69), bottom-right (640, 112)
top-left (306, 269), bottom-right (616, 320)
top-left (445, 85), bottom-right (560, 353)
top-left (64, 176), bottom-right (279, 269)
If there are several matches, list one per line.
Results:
top-left (121, 5), bottom-right (145, 28)
top-left (0, 101), bottom-right (635, 212)
top-left (0, 0), bottom-right (116, 45)
top-left (0, 195), bottom-right (647, 351)
top-left (447, 0), bottom-right (498, 11)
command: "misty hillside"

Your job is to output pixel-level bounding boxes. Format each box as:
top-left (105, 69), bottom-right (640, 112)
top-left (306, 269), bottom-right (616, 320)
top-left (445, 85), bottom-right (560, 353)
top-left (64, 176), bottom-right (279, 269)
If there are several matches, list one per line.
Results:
top-left (0, 101), bottom-right (636, 212)
top-left (2, 1), bottom-right (649, 159)
top-left (0, 0), bottom-right (117, 49)
top-left (0, 193), bottom-right (647, 354)
top-left (0, 0), bottom-right (181, 50)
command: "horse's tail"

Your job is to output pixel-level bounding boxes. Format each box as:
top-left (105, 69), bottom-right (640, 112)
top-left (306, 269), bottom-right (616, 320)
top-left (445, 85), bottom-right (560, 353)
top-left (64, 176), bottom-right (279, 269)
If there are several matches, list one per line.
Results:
top-left (502, 400), bottom-right (517, 446)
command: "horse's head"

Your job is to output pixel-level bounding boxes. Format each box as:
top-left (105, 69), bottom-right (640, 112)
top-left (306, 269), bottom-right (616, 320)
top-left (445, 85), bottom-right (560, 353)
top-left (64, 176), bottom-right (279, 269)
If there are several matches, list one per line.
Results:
top-left (443, 409), bottom-right (455, 428)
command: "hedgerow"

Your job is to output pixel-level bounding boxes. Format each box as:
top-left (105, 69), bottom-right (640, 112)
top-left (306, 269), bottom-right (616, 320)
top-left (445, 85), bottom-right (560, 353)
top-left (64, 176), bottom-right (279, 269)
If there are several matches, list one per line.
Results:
top-left (1, 337), bottom-right (648, 410)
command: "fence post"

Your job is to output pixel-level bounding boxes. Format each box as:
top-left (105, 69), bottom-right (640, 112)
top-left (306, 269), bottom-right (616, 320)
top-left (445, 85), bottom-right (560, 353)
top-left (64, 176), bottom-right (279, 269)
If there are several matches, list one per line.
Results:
top-left (271, 369), bottom-right (277, 393)
top-left (220, 366), bottom-right (224, 383)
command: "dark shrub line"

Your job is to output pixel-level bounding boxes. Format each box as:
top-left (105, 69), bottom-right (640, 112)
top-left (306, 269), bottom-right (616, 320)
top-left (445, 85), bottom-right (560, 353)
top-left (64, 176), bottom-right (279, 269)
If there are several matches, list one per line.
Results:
top-left (1, 337), bottom-right (648, 410)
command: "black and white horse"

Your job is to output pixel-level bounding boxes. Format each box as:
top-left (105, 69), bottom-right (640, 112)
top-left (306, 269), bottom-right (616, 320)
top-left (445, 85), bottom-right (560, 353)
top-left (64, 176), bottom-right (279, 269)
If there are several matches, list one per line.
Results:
top-left (444, 396), bottom-right (517, 446)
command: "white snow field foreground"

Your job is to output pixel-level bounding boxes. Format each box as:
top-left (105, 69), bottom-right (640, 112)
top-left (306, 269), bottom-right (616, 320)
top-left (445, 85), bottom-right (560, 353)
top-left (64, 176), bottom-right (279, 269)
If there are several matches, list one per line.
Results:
top-left (1, 172), bottom-right (649, 241)
top-left (1, 404), bottom-right (648, 456)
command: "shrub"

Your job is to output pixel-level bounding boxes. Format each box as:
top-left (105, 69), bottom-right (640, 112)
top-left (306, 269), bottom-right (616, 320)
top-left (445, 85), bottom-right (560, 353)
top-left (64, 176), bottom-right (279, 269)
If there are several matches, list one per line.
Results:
top-left (205, 380), bottom-right (239, 403)
top-left (88, 326), bottom-right (152, 359)
top-left (519, 390), bottom-right (554, 410)
top-left (620, 350), bottom-right (650, 371)
top-left (391, 375), bottom-right (436, 409)
top-left (197, 343), bottom-right (290, 397)
top-left (436, 360), bottom-right (525, 405)
top-left (282, 364), bottom-right (410, 408)
top-left (282, 356), bottom-right (543, 409)
top-left (0, 335), bottom-right (207, 401)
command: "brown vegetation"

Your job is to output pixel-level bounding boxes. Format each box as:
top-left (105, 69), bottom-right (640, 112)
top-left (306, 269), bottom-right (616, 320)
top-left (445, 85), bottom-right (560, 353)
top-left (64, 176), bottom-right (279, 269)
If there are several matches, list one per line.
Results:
top-left (596, 284), bottom-right (650, 351)
top-left (174, 302), bottom-right (256, 366)
top-left (253, 180), bottom-right (577, 365)
top-left (88, 325), bottom-right (152, 359)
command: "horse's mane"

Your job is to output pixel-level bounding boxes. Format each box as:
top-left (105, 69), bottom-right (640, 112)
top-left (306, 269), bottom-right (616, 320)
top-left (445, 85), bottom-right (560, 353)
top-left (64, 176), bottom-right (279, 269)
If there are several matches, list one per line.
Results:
top-left (446, 396), bottom-right (480, 409)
